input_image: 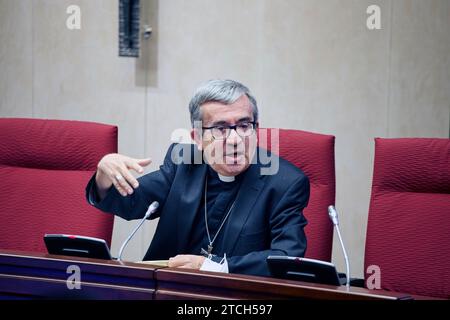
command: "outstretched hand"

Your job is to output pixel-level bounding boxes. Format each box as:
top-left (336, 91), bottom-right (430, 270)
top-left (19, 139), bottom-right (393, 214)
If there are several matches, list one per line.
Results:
top-left (95, 153), bottom-right (152, 199)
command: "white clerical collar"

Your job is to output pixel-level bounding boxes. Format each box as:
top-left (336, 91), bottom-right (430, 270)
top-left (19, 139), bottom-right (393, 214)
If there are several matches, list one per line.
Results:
top-left (218, 174), bottom-right (235, 183)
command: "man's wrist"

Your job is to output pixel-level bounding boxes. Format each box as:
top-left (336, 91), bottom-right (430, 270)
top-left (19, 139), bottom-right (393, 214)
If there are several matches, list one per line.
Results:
top-left (197, 256), bottom-right (206, 269)
top-left (95, 171), bottom-right (111, 200)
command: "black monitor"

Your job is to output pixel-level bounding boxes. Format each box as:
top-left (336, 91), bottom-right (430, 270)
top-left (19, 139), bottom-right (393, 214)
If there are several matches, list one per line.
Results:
top-left (44, 234), bottom-right (113, 260)
top-left (267, 256), bottom-right (341, 286)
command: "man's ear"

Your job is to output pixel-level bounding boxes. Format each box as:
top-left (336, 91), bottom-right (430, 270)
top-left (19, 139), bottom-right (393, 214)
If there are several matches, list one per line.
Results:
top-left (191, 129), bottom-right (203, 151)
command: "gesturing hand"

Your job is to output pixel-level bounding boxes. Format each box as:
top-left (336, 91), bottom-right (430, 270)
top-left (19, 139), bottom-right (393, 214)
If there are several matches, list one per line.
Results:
top-left (95, 153), bottom-right (152, 199)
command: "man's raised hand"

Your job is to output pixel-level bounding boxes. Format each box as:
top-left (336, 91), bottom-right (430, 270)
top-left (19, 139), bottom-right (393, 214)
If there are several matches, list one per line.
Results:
top-left (95, 154), bottom-right (152, 199)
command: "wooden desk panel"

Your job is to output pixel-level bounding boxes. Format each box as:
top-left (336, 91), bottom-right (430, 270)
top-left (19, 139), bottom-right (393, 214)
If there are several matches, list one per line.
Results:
top-left (0, 250), bottom-right (157, 299)
top-left (155, 268), bottom-right (413, 300)
top-left (0, 251), bottom-right (434, 300)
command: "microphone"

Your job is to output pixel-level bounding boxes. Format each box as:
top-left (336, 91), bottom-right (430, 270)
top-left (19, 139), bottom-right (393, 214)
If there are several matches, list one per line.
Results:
top-left (117, 201), bottom-right (159, 262)
top-left (328, 205), bottom-right (350, 289)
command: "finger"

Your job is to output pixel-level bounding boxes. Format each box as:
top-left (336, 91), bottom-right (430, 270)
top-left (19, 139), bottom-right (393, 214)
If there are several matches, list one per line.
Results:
top-left (112, 170), bottom-right (134, 195)
top-left (168, 258), bottom-right (180, 268)
top-left (178, 259), bottom-right (201, 269)
top-left (136, 158), bottom-right (152, 167)
top-left (119, 164), bottom-right (140, 189)
top-left (168, 255), bottom-right (188, 267)
top-left (169, 256), bottom-right (202, 269)
top-left (111, 179), bottom-right (128, 197)
top-left (125, 160), bottom-right (145, 175)
top-left (170, 261), bottom-right (192, 269)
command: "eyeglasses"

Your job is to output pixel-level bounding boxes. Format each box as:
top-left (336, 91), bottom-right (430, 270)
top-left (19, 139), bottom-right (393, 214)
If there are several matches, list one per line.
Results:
top-left (202, 121), bottom-right (257, 140)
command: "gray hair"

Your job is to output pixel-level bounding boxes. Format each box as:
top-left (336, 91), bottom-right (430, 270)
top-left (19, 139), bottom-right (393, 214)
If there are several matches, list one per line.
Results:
top-left (188, 79), bottom-right (258, 127)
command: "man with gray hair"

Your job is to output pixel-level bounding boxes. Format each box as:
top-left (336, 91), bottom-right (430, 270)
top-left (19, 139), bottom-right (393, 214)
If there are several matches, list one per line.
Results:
top-left (86, 79), bottom-right (309, 276)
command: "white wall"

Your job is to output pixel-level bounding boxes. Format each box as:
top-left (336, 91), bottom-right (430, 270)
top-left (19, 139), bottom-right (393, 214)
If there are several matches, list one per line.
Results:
top-left (1, 0), bottom-right (449, 277)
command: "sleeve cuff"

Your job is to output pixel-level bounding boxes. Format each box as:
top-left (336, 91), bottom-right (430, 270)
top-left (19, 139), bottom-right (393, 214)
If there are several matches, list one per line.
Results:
top-left (88, 184), bottom-right (98, 205)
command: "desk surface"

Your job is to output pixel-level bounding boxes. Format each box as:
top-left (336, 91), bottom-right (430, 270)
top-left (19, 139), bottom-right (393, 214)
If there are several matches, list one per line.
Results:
top-left (0, 250), bottom-right (433, 300)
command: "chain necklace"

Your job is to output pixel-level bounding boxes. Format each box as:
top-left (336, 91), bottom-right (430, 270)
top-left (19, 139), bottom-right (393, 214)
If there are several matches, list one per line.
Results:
top-left (201, 177), bottom-right (237, 257)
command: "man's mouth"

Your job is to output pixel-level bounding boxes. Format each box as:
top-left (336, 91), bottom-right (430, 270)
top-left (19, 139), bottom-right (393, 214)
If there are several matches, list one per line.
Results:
top-left (224, 152), bottom-right (245, 164)
top-left (225, 151), bottom-right (243, 156)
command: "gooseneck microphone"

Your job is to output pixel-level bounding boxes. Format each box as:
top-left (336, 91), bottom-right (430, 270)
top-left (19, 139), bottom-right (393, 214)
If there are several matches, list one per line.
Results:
top-left (328, 205), bottom-right (350, 289)
top-left (117, 201), bottom-right (159, 262)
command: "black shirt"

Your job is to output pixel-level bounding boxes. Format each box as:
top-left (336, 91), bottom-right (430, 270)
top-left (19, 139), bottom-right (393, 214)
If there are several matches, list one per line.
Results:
top-left (187, 166), bottom-right (243, 257)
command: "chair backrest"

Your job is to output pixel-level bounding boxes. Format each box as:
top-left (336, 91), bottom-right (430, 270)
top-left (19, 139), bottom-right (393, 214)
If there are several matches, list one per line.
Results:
top-left (0, 118), bottom-right (117, 253)
top-left (365, 138), bottom-right (450, 299)
top-left (258, 128), bottom-right (336, 261)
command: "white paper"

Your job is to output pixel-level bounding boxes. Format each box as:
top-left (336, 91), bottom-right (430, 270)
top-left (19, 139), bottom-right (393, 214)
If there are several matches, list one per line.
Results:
top-left (200, 256), bottom-right (229, 273)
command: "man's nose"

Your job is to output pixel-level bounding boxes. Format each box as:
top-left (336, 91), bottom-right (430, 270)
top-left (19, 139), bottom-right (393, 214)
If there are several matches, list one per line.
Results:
top-left (226, 128), bottom-right (242, 144)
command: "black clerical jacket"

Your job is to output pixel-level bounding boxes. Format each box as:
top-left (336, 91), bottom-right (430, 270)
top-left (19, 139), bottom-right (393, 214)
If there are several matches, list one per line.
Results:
top-left (86, 144), bottom-right (309, 277)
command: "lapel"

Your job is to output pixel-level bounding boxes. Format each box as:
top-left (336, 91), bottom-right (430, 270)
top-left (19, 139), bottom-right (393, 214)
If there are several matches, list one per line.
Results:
top-left (222, 162), bottom-right (265, 254)
top-left (175, 161), bottom-right (207, 252)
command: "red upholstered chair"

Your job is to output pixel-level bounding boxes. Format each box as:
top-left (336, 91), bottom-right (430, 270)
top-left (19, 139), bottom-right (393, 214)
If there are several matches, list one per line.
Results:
top-left (0, 118), bottom-right (117, 253)
top-left (364, 138), bottom-right (450, 299)
top-left (258, 128), bottom-right (336, 261)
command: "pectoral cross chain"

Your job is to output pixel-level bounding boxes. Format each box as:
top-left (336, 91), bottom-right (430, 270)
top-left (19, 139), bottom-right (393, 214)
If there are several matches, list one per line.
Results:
top-left (201, 244), bottom-right (213, 257)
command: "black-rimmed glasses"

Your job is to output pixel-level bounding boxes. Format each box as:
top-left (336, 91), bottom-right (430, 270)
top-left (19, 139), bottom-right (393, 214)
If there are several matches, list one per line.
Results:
top-left (202, 121), bottom-right (257, 140)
